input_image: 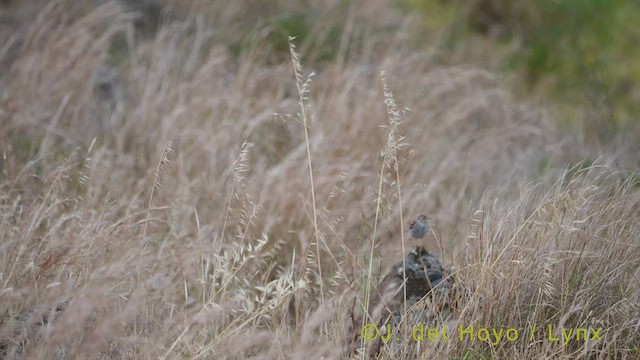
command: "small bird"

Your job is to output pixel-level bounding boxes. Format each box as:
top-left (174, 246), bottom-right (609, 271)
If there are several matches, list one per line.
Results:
top-left (409, 214), bottom-right (430, 241)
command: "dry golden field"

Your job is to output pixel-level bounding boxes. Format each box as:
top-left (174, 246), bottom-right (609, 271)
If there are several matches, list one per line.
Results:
top-left (1, 1), bottom-right (639, 359)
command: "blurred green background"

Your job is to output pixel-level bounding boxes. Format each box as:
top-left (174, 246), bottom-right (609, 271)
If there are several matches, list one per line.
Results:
top-left (404, 0), bottom-right (640, 141)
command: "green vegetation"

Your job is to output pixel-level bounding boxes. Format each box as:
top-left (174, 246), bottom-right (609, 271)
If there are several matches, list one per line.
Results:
top-left (406, 0), bottom-right (640, 139)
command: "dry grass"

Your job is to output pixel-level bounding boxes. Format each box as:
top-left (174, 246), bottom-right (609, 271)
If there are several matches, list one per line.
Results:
top-left (0, 1), bottom-right (639, 359)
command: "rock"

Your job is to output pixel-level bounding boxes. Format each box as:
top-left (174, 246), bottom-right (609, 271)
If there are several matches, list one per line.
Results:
top-left (364, 246), bottom-right (454, 357)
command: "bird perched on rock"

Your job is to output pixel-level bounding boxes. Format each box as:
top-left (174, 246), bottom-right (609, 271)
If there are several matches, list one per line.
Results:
top-left (408, 214), bottom-right (430, 243)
